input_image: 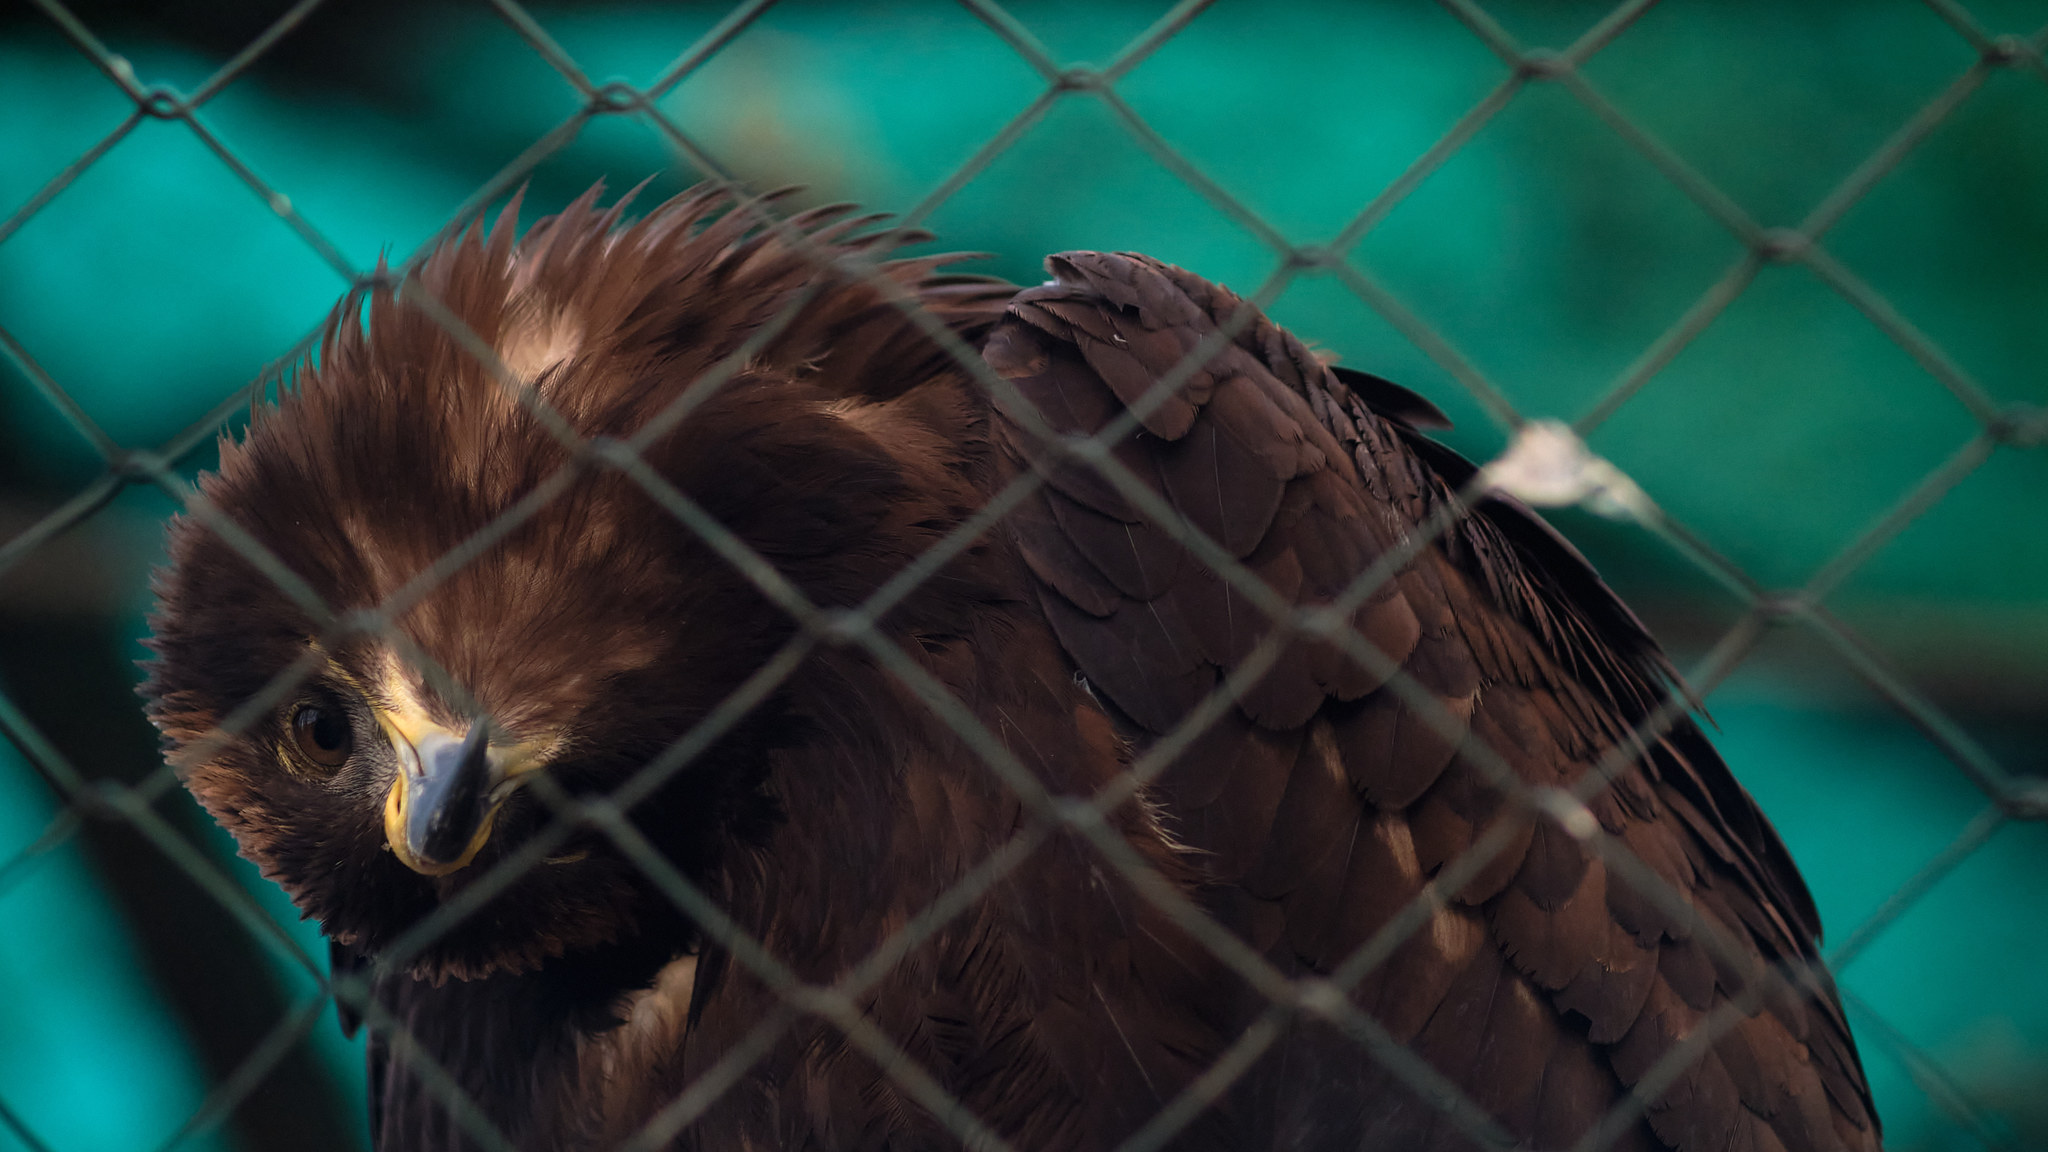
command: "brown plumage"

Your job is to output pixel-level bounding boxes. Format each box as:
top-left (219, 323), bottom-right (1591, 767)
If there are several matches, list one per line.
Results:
top-left (142, 184), bottom-right (1882, 1152)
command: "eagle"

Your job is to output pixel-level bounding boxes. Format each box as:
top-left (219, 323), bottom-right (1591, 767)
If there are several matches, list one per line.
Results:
top-left (142, 184), bottom-right (1882, 1152)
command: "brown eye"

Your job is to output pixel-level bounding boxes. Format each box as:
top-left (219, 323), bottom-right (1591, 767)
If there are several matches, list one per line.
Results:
top-left (290, 703), bottom-right (353, 768)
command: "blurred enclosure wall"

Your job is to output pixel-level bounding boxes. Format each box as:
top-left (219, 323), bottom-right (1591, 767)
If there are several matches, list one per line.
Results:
top-left (0, 1), bottom-right (2045, 1150)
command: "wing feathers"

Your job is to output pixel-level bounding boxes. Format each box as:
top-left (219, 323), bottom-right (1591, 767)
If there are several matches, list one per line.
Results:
top-left (1036, 582), bottom-right (1210, 734)
top-left (1009, 490), bottom-right (1120, 617)
top-left (1176, 724), bottom-right (1304, 881)
top-left (1239, 721), bottom-right (1358, 899)
top-left (1044, 485), bottom-right (1188, 600)
top-left (1154, 382), bottom-right (1292, 556)
top-left (989, 250), bottom-right (1878, 1151)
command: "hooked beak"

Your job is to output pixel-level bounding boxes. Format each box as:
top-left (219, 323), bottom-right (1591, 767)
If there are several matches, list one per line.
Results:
top-left (380, 718), bottom-right (543, 876)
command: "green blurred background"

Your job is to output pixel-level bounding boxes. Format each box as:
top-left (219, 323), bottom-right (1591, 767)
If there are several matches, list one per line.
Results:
top-left (1, 2), bottom-right (2044, 1150)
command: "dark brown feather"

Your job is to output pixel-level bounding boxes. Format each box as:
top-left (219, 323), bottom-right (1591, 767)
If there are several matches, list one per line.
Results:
top-left (988, 248), bottom-right (1881, 1152)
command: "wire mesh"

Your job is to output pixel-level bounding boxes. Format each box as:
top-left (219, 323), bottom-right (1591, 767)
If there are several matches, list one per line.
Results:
top-left (1, 1), bottom-right (2045, 1150)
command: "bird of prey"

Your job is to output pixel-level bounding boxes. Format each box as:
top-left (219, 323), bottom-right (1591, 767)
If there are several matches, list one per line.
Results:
top-left (144, 184), bottom-right (1881, 1152)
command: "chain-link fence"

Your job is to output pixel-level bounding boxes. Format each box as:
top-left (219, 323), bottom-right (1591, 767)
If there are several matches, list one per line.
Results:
top-left (2, 1), bottom-right (2045, 1150)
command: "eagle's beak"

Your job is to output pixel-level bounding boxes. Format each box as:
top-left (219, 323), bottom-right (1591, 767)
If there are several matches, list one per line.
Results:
top-left (380, 717), bottom-right (542, 876)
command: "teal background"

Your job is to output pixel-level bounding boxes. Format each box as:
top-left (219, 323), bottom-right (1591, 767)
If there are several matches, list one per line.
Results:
top-left (0, 2), bottom-right (2043, 1150)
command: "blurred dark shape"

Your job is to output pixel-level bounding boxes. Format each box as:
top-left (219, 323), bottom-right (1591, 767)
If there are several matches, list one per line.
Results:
top-left (0, 497), bottom-right (358, 1152)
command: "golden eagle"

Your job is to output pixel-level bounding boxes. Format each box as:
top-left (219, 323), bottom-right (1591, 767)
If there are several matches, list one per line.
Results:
top-left (143, 185), bottom-right (1881, 1152)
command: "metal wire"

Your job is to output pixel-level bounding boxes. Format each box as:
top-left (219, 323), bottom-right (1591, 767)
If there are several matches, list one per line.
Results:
top-left (1, 1), bottom-right (2042, 1150)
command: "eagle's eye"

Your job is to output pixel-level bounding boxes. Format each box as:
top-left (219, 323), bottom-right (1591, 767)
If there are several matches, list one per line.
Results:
top-left (290, 703), bottom-right (353, 768)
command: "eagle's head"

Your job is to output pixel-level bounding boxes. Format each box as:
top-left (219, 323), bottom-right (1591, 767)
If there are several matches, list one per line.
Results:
top-left (140, 186), bottom-right (1005, 981)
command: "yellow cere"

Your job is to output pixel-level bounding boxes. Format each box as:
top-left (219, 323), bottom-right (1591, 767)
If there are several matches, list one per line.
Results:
top-left (339, 649), bottom-right (557, 876)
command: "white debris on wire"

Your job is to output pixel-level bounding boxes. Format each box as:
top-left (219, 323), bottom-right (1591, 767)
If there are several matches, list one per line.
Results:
top-left (1479, 420), bottom-right (1657, 522)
